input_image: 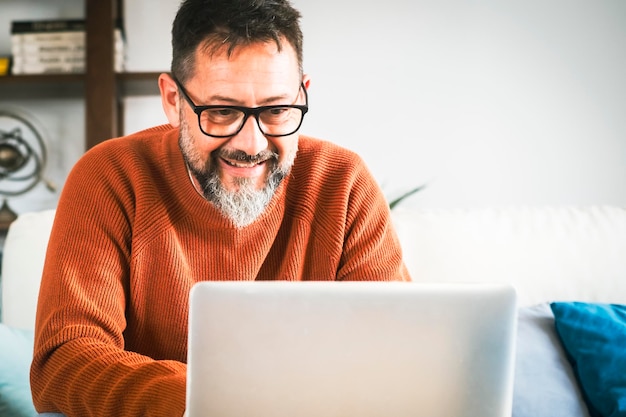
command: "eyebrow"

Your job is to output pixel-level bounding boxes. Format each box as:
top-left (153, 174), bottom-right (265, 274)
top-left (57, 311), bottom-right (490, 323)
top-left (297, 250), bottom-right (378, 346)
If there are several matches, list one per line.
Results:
top-left (206, 92), bottom-right (294, 106)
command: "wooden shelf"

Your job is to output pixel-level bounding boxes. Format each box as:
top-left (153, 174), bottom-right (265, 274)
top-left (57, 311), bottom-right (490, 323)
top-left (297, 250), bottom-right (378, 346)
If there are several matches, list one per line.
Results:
top-left (0, 74), bottom-right (85, 84)
top-left (0, 74), bottom-right (84, 98)
top-left (0, 0), bottom-right (163, 150)
top-left (0, 72), bottom-right (161, 98)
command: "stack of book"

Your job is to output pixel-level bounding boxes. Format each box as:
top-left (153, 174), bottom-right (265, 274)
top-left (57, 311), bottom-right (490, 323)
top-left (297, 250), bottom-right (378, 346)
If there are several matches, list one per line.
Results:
top-left (10, 18), bottom-right (125, 75)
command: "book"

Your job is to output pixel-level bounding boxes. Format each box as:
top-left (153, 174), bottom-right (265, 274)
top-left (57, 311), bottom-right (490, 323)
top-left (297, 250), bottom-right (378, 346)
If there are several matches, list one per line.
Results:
top-left (11, 42), bottom-right (85, 55)
top-left (10, 51), bottom-right (124, 75)
top-left (11, 29), bottom-right (124, 44)
top-left (11, 18), bottom-right (125, 37)
top-left (11, 62), bottom-right (85, 75)
top-left (11, 30), bottom-right (124, 54)
top-left (11, 19), bottom-right (86, 34)
top-left (13, 53), bottom-right (84, 66)
top-left (11, 31), bottom-right (86, 44)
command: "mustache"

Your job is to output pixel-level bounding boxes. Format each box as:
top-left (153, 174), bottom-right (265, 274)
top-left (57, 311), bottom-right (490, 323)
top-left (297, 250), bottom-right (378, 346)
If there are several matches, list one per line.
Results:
top-left (216, 148), bottom-right (279, 164)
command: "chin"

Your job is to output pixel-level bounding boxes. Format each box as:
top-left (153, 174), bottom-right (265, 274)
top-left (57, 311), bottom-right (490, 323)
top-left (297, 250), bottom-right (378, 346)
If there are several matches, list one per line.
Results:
top-left (220, 174), bottom-right (265, 193)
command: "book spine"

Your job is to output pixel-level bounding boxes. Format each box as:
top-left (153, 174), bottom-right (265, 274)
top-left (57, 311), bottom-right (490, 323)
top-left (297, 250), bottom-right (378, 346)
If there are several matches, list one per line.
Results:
top-left (11, 19), bottom-right (86, 34)
top-left (10, 52), bottom-right (124, 74)
top-left (11, 29), bottom-right (125, 55)
top-left (10, 31), bottom-right (85, 43)
top-left (11, 62), bottom-right (85, 75)
top-left (13, 53), bottom-right (85, 66)
top-left (11, 42), bottom-right (86, 55)
top-left (11, 30), bottom-right (123, 43)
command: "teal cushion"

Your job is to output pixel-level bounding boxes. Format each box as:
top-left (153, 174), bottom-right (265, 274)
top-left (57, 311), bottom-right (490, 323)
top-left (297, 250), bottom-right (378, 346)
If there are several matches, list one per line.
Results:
top-left (551, 302), bottom-right (626, 417)
top-left (0, 323), bottom-right (37, 417)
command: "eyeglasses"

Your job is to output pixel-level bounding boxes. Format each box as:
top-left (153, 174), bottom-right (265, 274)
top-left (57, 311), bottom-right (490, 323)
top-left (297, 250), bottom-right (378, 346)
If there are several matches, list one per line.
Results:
top-left (174, 77), bottom-right (308, 138)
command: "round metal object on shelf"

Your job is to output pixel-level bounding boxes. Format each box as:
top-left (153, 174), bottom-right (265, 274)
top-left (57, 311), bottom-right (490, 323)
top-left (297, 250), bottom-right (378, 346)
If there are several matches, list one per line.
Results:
top-left (0, 107), bottom-right (49, 197)
top-left (0, 107), bottom-right (52, 231)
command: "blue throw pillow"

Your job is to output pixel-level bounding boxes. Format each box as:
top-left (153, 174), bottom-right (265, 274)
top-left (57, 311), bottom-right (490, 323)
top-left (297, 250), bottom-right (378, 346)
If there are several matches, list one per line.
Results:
top-left (0, 323), bottom-right (37, 417)
top-left (551, 302), bottom-right (626, 417)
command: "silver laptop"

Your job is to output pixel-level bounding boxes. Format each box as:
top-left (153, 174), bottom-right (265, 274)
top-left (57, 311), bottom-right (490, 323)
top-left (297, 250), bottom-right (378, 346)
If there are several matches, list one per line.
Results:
top-left (186, 281), bottom-right (517, 417)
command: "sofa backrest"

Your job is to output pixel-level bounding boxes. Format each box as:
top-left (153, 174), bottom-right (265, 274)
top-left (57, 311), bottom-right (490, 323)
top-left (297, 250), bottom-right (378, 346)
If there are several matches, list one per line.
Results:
top-left (2, 206), bottom-right (625, 330)
top-left (392, 206), bottom-right (626, 307)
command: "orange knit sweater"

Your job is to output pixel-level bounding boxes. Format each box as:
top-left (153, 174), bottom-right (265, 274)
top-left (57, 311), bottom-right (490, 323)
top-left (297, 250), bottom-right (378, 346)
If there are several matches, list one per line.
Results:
top-left (31, 125), bottom-right (410, 417)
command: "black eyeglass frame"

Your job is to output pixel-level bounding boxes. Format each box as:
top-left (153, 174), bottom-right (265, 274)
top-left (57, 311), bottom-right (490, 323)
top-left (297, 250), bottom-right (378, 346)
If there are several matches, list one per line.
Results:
top-left (173, 77), bottom-right (309, 139)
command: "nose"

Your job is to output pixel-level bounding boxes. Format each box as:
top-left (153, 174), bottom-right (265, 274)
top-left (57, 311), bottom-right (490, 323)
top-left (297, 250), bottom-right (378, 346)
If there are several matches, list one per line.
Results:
top-left (228, 114), bottom-right (269, 156)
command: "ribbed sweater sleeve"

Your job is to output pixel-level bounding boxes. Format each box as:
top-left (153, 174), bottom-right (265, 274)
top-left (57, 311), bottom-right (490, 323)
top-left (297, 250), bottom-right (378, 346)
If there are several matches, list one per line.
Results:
top-left (30, 125), bottom-right (410, 417)
top-left (31, 126), bottom-right (189, 417)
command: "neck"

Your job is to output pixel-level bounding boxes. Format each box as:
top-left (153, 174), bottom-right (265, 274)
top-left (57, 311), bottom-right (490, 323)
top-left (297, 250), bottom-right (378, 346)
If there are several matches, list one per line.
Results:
top-left (186, 162), bottom-right (205, 198)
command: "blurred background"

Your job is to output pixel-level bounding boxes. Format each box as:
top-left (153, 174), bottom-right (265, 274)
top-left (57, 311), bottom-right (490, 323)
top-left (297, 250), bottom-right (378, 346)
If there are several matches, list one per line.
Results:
top-left (1, 0), bottom-right (625, 214)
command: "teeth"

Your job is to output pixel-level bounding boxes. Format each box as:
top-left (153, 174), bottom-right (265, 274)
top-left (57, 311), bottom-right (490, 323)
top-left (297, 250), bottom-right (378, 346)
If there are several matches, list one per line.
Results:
top-left (226, 159), bottom-right (259, 168)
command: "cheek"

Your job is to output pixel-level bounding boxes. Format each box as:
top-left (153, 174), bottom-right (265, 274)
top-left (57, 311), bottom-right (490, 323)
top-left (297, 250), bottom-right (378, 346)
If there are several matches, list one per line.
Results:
top-left (196, 137), bottom-right (223, 158)
top-left (180, 117), bottom-right (226, 171)
top-left (271, 136), bottom-right (299, 163)
top-left (184, 117), bottom-right (224, 156)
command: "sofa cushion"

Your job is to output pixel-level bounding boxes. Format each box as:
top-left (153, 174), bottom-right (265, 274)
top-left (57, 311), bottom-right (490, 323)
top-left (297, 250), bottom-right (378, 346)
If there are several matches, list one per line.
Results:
top-left (551, 302), bottom-right (626, 417)
top-left (0, 323), bottom-right (37, 417)
top-left (513, 303), bottom-right (590, 417)
top-left (1, 209), bottom-right (55, 330)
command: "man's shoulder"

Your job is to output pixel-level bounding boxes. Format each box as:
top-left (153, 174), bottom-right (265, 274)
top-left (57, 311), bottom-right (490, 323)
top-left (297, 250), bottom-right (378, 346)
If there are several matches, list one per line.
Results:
top-left (75, 124), bottom-right (178, 174)
top-left (295, 136), bottom-right (364, 173)
top-left (60, 124), bottom-right (186, 230)
top-left (88, 124), bottom-right (177, 156)
top-left (287, 136), bottom-right (379, 211)
top-left (67, 124), bottom-right (180, 189)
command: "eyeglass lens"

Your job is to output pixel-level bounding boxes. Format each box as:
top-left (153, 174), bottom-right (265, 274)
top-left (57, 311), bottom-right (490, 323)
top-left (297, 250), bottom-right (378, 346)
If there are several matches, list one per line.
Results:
top-left (198, 106), bottom-right (305, 137)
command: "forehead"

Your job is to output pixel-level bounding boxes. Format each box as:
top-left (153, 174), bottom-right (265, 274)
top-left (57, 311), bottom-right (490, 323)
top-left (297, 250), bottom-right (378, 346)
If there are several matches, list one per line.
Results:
top-left (189, 40), bottom-right (301, 92)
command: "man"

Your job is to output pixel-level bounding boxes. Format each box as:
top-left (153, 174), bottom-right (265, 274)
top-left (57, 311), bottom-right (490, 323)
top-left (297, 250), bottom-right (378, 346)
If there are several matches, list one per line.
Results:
top-left (30, 0), bottom-right (410, 416)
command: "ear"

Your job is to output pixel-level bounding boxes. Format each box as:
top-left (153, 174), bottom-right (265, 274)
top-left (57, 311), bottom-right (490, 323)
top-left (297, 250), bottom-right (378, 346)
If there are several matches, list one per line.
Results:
top-left (159, 73), bottom-right (181, 127)
top-left (302, 73), bottom-right (311, 90)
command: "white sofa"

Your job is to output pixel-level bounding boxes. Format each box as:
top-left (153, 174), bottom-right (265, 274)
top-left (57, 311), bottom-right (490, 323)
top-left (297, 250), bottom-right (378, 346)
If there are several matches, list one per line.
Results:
top-left (1, 206), bottom-right (626, 417)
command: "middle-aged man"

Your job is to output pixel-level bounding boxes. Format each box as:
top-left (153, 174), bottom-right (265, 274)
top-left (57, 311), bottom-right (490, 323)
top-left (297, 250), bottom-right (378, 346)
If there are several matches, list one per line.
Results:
top-left (31, 0), bottom-right (411, 416)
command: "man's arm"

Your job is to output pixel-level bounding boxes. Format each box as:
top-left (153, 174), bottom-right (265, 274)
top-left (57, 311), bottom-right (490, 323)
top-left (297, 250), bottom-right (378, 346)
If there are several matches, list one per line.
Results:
top-left (30, 144), bottom-right (187, 417)
top-left (337, 157), bottom-right (411, 282)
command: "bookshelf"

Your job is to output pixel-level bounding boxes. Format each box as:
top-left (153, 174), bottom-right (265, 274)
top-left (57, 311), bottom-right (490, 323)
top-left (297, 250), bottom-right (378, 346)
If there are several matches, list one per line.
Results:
top-left (0, 0), bottom-right (163, 150)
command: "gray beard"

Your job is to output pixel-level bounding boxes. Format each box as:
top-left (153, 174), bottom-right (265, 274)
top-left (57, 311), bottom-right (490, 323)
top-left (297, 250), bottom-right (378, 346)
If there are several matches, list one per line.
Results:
top-left (179, 124), bottom-right (294, 227)
top-left (195, 159), bottom-right (289, 228)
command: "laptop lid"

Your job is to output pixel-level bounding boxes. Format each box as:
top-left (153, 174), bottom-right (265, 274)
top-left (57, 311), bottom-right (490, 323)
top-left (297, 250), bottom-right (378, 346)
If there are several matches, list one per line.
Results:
top-left (187, 281), bottom-right (517, 417)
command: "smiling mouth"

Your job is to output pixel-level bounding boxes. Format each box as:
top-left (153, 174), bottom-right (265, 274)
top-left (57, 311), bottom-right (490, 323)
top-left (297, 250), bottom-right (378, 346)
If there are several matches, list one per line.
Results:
top-left (218, 149), bottom-right (278, 169)
top-left (222, 157), bottom-right (268, 168)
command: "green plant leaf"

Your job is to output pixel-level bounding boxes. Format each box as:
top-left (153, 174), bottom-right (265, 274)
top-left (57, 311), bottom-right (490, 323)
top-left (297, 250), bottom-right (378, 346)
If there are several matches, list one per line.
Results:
top-left (388, 184), bottom-right (427, 210)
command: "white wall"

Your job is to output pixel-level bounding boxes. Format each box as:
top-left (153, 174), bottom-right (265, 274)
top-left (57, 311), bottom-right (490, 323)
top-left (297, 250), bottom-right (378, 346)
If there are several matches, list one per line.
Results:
top-left (295, 0), bottom-right (626, 208)
top-left (1, 0), bottom-right (625, 214)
